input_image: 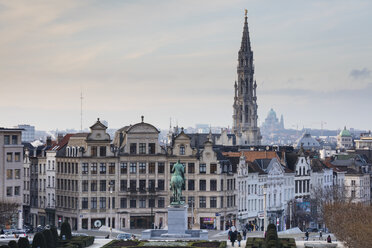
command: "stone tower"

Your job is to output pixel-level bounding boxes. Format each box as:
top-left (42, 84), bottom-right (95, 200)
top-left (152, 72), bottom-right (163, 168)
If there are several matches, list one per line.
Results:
top-left (232, 11), bottom-right (261, 145)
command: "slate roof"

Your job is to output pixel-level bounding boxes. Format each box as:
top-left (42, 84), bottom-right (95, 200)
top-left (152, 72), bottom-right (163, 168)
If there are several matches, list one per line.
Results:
top-left (222, 150), bottom-right (279, 162)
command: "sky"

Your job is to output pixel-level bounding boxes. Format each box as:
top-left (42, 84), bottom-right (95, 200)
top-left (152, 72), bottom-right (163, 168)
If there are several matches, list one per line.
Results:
top-left (0, 0), bottom-right (371, 131)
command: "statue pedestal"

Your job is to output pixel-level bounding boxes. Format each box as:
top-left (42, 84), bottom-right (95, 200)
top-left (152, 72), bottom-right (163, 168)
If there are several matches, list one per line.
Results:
top-left (167, 205), bottom-right (188, 235)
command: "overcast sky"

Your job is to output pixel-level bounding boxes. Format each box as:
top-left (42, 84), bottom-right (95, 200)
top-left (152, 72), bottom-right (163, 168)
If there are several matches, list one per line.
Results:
top-left (1, 0), bottom-right (371, 131)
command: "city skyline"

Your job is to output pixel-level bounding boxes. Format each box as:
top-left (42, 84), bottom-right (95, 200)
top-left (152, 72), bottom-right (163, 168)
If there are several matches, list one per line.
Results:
top-left (1, 0), bottom-right (371, 131)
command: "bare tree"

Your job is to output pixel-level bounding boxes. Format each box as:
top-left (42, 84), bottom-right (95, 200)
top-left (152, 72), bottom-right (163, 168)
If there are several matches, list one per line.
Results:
top-left (0, 201), bottom-right (19, 229)
top-left (324, 202), bottom-right (372, 248)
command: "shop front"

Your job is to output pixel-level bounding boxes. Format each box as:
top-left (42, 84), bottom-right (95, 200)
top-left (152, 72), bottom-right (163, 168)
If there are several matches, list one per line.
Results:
top-left (200, 217), bottom-right (216, 230)
top-left (130, 216), bottom-right (152, 229)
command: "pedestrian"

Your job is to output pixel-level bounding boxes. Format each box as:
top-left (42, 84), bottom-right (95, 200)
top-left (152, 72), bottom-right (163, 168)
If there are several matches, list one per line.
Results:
top-left (228, 228), bottom-right (233, 241)
top-left (230, 229), bottom-right (237, 247)
top-left (319, 230), bottom-right (322, 240)
top-left (0, 229), bottom-right (4, 234)
top-left (237, 231), bottom-right (242, 247)
top-left (305, 231), bottom-right (309, 241)
top-left (327, 235), bottom-right (331, 243)
top-left (243, 229), bottom-right (247, 240)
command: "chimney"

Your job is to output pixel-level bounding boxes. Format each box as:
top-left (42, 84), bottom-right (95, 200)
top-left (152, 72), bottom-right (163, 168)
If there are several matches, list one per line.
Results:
top-left (46, 136), bottom-right (52, 146)
top-left (57, 133), bottom-right (64, 143)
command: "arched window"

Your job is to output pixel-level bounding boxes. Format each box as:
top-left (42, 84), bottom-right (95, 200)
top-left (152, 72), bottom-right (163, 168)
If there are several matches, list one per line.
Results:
top-left (66, 147), bottom-right (70, 157)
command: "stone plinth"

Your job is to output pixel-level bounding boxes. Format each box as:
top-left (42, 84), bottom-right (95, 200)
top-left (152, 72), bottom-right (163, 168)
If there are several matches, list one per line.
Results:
top-left (167, 205), bottom-right (188, 235)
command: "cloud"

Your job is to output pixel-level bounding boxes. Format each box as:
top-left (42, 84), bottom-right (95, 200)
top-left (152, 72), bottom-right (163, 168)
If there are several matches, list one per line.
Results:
top-left (350, 68), bottom-right (371, 80)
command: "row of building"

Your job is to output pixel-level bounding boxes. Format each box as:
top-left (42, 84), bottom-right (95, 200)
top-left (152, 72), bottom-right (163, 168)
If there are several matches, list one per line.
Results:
top-left (1, 117), bottom-right (371, 232)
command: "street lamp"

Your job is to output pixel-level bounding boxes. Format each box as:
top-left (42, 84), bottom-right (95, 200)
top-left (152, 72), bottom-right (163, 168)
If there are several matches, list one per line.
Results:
top-left (149, 188), bottom-right (155, 229)
top-left (109, 181), bottom-right (114, 238)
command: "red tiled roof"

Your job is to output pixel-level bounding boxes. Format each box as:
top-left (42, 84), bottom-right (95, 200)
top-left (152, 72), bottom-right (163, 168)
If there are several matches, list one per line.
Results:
top-left (222, 151), bottom-right (279, 162)
top-left (50, 134), bottom-right (74, 151)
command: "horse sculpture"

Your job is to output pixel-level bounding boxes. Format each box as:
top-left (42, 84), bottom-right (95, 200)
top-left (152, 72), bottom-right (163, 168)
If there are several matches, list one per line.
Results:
top-left (170, 160), bottom-right (185, 205)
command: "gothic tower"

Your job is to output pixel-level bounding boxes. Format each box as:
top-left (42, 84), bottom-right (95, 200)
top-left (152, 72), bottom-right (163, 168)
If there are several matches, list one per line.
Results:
top-left (232, 10), bottom-right (261, 145)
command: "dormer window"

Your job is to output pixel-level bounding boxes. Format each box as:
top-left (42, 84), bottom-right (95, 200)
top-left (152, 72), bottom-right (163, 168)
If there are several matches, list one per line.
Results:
top-left (139, 143), bottom-right (146, 154)
top-left (100, 146), bottom-right (106, 157)
top-left (180, 145), bottom-right (185, 155)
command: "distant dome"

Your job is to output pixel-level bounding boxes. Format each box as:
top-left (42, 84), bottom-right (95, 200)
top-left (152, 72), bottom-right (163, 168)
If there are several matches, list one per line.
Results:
top-left (339, 127), bottom-right (351, 137)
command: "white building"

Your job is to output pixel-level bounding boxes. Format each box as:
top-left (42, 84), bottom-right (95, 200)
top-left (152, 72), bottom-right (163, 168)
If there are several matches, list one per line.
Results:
top-left (344, 169), bottom-right (370, 204)
top-left (337, 127), bottom-right (353, 149)
top-left (294, 151), bottom-right (311, 199)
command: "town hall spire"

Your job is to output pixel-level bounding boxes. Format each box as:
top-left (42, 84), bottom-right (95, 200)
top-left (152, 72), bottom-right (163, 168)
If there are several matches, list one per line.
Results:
top-left (232, 10), bottom-right (261, 146)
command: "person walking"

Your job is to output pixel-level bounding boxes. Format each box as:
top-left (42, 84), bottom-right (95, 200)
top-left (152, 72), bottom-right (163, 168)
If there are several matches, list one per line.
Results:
top-left (243, 229), bottom-right (247, 240)
top-left (230, 228), bottom-right (236, 247)
top-left (319, 230), bottom-right (322, 240)
top-left (305, 231), bottom-right (309, 241)
top-left (237, 231), bottom-right (242, 247)
top-left (327, 235), bottom-right (332, 243)
top-left (228, 228), bottom-right (233, 242)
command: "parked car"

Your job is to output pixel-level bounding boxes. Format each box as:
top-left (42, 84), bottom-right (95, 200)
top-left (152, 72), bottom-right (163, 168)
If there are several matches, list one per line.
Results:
top-left (306, 227), bottom-right (318, 233)
top-left (0, 231), bottom-right (14, 239)
top-left (116, 233), bottom-right (131, 240)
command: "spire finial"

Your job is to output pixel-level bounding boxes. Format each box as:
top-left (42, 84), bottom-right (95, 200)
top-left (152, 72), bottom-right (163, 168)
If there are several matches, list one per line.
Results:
top-left (141, 115), bottom-right (144, 123)
top-left (245, 9), bottom-right (247, 17)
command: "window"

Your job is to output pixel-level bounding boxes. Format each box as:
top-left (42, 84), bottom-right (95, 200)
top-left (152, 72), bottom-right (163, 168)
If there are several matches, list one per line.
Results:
top-left (91, 197), bottom-right (97, 209)
top-left (7, 187), bottom-right (12, 196)
top-left (82, 198), bottom-right (88, 209)
top-left (188, 180), bottom-right (195, 191)
top-left (91, 146), bottom-right (97, 157)
top-left (139, 143), bottom-right (146, 154)
top-left (149, 162), bottom-right (155, 173)
top-left (188, 163), bottom-right (195, 173)
top-left (109, 163), bottom-right (115, 174)
top-left (82, 180), bottom-right (88, 192)
top-left (120, 198), bottom-right (127, 208)
top-left (180, 145), bottom-right (185, 155)
top-left (7, 153), bottom-right (12, 162)
top-left (199, 164), bottom-right (206, 174)
top-left (130, 143), bottom-right (137, 154)
top-left (210, 164), bottom-right (217, 174)
top-left (120, 180), bottom-right (127, 191)
top-left (158, 162), bottom-right (165, 173)
top-left (199, 180), bottom-right (206, 191)
top-left (82, 163), bottom-right (88, 174)
top-left (120, 162), bottom-right (127, 174)
top-left (100, 197), bottom-right (106, 209)
top-left (139, 163), bottom-right (146, 174)
top-left (220, 179), bottom-right (224, 191)
top-left (109, 180), bottom-right (115, 191)
top-left (91, 163), bottom-right (97, 174)
top-left (220, 196), bottom-right (224, 208)
top-left (139, 180), bottom-right (146, 192)
top-left (210, 196), bottom-right (217, 208)
top-left (139, 198), bottom-right (146, 208)
top-left (351, 190), bottom-right (356, 198)
top-left (4, 135), bottom-right (10, 145)
top-left (158, 180), bottom-right (165, 191)
top-left (12, 135), bottom-right (18, 145)
top-left (130, 180), bottom-right (136, 191)
top-left (149, 198), bottom-right (155, 208)
top-left (100, 163), bottom-right (106, 174)
top-left (15, 153), bottom-right (21, 162)
top-left (158, 198), bottom-right (165, 208)
top-left (91, 180), bottom-right (97, 192)
top-left (199, 196), bottom-right (206, 208)
top-left (210, 180), bottom-right (217, 191)
top-left (130, 199), bottom-right (136, 208)
top-left (100, 146), bottom-right (106, 157)
top-left (148, 143), bottom-right (155, 154)
top-left (6, 169), bottom-right (13, 179)
top-left (130, 163), bottom-right (137, 174)
top-left (100, 180), bottom-right (106, 192)
top-left (149, 180), bottom-right (155, 192)
top-left (14, 186), bottom-right (20, 196)
top-left (351, 180), bottom-right (356, 186)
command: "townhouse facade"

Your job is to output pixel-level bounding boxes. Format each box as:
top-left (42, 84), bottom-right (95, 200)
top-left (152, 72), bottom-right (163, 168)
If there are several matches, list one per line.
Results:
top-left (0, 128), bottom-right (24, 229)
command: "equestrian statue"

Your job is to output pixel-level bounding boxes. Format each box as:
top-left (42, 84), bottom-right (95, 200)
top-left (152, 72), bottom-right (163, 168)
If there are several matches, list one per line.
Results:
top-left (170, 160), bottom-right (185, 205)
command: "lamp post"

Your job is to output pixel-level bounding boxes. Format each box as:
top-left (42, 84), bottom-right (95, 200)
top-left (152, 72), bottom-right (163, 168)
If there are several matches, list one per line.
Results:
top-left (109, 181), bottom-right (114, 238)
top-left (263, 184), bottom-right (267, 234)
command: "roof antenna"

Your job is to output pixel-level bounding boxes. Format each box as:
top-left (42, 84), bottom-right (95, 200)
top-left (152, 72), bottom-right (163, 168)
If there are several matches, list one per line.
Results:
top-left (80, 88), bottom-right (83, 132)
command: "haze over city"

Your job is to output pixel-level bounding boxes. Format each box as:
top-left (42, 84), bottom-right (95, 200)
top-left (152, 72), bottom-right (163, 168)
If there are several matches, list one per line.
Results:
top-left (1, 0), bottom-right (371, 131)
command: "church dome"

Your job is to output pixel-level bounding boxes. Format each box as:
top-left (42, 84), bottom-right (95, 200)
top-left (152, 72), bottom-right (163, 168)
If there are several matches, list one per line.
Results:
top-left (339, 127), bottom-right (351, 137)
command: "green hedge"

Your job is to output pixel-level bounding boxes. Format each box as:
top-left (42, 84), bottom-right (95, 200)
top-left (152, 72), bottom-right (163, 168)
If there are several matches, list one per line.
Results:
top-left (246, 237), bottom-right (296, 248)
top-left (101, 240), bottom-right (226, 248)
